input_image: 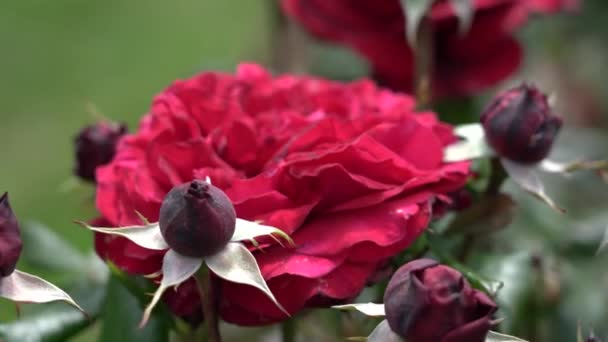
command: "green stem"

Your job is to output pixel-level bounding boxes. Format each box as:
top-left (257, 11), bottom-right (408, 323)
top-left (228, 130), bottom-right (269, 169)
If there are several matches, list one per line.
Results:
top-left (195, 265), bottom-right (221, 342)
top-left (281, 318), bottom-right (296, 342)
top-left (487, 157), bottom-right (508, 195)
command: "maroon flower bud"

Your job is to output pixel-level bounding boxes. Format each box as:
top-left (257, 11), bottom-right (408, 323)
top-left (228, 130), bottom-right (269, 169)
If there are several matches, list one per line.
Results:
top-left (480, 84), bottom-right (563, 164)
top-left (74, 121), bottom-right (127, 182)
top-left (159, 180), bottom-right (236, 257)
top-left (0, 192), bottom-right (23, 277)
top-left (383, 259), bottom-right (497, 342)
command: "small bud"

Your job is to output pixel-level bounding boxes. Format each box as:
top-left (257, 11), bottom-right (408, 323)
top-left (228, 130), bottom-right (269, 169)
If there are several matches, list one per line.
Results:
top-left (159, 180), bottom-right (236, 257)
top-left (74, 121), bottom-right (127, 182)
top-left (384, 259), bottom-right (497, 342)
top-left (0, 192), bottom-right (23, 277)
top-left (481, 84), bottom-right (562, 164)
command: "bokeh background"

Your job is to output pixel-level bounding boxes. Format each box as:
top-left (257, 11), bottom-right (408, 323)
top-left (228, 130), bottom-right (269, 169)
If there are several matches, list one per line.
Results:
top-left (1, 1), bottom-right (607, 341)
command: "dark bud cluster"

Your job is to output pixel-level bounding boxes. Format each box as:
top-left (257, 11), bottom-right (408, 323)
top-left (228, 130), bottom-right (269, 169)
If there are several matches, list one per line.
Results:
top-left (383, 259), bottom-right (497, 342)
top-left (0, 192), bottom-right (22, 277)
top-left (481, 84), bottom-right (562, 164)
top-left (74, 121), bottom-right (127, 182)
top-left (159, 180), bottom-right (236, 257)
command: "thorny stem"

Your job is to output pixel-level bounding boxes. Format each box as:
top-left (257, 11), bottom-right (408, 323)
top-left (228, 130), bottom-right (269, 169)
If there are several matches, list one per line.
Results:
top-left (195, 265), bottom-right (221, 342)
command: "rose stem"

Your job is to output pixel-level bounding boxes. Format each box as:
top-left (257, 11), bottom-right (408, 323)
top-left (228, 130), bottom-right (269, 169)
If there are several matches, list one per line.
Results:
top-left (267, 0), bottom-right (309, 73)
top-left (281, 318), bottom-right (296, 342)
top-left (413, 19), bottom-right (434, 110)
top-left (195, 265), bottom-right (221, 342)
top-left (458, 158), bottom-right (508, 262)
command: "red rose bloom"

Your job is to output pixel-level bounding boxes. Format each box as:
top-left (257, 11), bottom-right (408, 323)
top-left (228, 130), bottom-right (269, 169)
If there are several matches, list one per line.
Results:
top-left (282, 0), bottom-right (578, 98)
top-left (94, 63), bottom-right (470, 325)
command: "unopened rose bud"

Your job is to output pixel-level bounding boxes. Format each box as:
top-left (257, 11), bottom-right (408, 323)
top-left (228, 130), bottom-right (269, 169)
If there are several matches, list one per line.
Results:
top-left (159, 180), bottom-right (236, 257)
top-left (481, 84), bottom-right (562, 164)
top-left (0, 192), bottom-right (22, 277)
top-left (74, 121), bottom-right (127, 182)
top-left (383, 259), bottom-right (497, 342)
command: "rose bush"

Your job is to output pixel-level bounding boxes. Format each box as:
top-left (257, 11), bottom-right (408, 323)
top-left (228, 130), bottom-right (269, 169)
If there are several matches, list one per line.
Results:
top-left (93, 63), bottom-right (470, 325)
top-left (282, 0), bottom-right (578, 98)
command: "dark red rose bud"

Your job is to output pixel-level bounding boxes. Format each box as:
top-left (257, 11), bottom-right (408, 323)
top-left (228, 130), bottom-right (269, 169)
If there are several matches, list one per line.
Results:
top-left (384, 259), bottom-right (497, 342)
top-left (480, 84), bottom-right (563, 164)
top-left (0, 192), bottom-right (23, 277)
top-left (74, 121), bottom-right (127, 182)
top-left (159, 180), bottom-right (236, 257)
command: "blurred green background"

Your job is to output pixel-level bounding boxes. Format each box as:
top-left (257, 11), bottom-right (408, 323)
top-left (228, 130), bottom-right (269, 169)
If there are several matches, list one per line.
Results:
top-left (1, 0), bottom-right (607, 341)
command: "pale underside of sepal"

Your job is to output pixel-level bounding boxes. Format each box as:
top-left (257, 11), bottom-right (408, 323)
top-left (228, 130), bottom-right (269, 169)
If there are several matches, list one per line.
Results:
top-left (332, 303), bottom-right (386, 317)
top-left (444, 123), bottom-right (495, 162)
top-left (75, 220), bottom-right (169, 250)
top-left (501, 158), bottom-right (565, 213)
top-left (485, 331), bottom-right (528, 342)
top-left (139, 250), bottom-right (202, 328)
top-left (231, 218), bottom-right (295, 247)
top-left (0, 270), bottom-right (86, 315)
top-left (204, 242), bottom-right (289, 317)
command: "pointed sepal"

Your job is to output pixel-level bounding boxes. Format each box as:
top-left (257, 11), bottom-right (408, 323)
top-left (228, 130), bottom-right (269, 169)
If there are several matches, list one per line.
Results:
top-left (444, 123), bottom-right (494, 162)
top-left (399, 0), bottom-right (435, 46)
top-left (0, 270), bottom-right (86, 315)
top-left (450, 0), bottom-right (474, 35)
top-left (540, 159), bottom-right (608, 178)
top-left (204, 242), bottom-right (289, 317)
top-left (332, 303), bottom-right (386, 317)
top-left (486, 331), bottom-right (528, 342)
top-left (76, 220), bottom-right (169, 250)
top-left (501, 159), bottom-right (564, 213)
top-left (230, 218), bottom-right (294, 247)
top-left (367, 319), bottom-right (403, 342)
top-left (139, 250), bottom-right (202, 327)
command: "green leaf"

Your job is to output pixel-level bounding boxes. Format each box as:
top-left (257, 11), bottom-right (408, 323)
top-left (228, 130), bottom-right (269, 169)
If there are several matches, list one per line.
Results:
top-left (20, 221), bottom-right (85, 272)
top-left (480, 253), bottom-right (537, 336)
top-left (399, 0), bottom-right (435, 45)
top-left (486, 331), bottom-right (528, 342)
top-left (0, 305), bottom-right (89, 342)
top-left (450, 0), bottom-right (474, 35)
top-left (426, 232), bottom-right (503, 296)
top-left (99, 275), bottom-right (170, 342)
top-left (444, 193), bottom-right (516, 236)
